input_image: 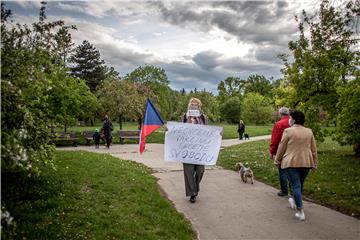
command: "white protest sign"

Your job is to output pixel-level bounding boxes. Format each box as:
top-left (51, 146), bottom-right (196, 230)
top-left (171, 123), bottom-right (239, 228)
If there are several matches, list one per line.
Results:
top-left (164, 121), bottom-right (223, 165)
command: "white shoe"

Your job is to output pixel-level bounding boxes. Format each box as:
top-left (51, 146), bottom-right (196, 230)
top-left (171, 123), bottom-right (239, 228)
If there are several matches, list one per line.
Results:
top-left (295, 210), bottom-right (305, 221)
top-left (288, 197), bottom-right (296, 210)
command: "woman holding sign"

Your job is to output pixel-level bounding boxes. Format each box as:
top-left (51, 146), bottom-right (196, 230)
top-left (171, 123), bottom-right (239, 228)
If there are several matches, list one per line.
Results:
top-left (180, 97), bottom-right (208, 203)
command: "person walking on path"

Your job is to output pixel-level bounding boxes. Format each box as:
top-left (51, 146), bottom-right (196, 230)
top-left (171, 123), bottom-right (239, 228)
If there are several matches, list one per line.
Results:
top-left (275, 110), bottom-right (318, 221)
top-left (270, 107), bottom-right (291, 197)
top-left (181, 97), bottom-right (208, 203)
top-left (102, 115), bottom-right (113, 149)
top-left (238, 119), bottom-right (245, 140)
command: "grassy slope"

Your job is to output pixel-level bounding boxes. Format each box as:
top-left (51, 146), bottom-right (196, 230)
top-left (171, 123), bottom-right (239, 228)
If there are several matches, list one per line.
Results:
top-left (2, 151), bottom-right (196, 239)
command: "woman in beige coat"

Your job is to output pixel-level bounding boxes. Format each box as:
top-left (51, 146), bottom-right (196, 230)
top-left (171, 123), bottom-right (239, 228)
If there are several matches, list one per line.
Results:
top-left (275, 110), bottom-right (317, 221)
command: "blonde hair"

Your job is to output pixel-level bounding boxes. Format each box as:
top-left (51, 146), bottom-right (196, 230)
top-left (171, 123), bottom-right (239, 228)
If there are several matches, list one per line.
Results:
top-left (188, 97), bottom-right (202, 107)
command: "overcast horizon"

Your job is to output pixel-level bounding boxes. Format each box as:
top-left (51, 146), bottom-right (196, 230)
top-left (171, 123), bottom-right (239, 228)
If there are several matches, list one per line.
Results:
top-left (4, 0), bottom-right (322, 93)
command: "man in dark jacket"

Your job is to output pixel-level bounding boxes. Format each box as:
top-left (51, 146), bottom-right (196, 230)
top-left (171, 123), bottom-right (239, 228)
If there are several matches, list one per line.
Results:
top-left (103, 115), bottom-right (113, 148)
top-left (270, 107), bottom-right (290, 196)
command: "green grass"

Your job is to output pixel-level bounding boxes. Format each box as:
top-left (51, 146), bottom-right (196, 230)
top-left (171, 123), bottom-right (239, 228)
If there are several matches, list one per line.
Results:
top-left (216, 123), bottom-right (273, 139)
top-left (2, 151), bottom-right (196, 239)
top-left (217, 138), bottom-right (360, 218)
top-left (55, 122), bottom-right (273, 146)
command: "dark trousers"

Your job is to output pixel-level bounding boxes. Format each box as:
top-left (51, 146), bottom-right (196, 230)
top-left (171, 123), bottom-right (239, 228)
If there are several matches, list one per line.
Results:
top-left (105, 135), bottom-right (111, 148)
top-left (239, 132), bottom-right (244, 139)
top-left (183, 163), bottom-right (205, 197)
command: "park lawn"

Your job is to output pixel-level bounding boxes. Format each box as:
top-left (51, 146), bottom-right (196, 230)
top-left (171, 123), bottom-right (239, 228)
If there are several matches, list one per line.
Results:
top-left (2, 151), bottom-right (196, 239)
top-left (217, 138), bottom-right (360, 218)
top-left (57, 122), bottom-right (273, 145)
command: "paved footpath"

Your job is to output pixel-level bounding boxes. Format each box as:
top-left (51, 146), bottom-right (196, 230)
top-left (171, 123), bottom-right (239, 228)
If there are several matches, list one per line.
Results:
top-left (59, 136), bottom-right (359, 240)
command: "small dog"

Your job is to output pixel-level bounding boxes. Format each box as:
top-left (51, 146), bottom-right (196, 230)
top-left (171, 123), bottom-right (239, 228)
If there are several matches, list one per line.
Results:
top-left (244, 133), bottom-right (250, 140)
top-left (235, 162), bottom-right (254, 184)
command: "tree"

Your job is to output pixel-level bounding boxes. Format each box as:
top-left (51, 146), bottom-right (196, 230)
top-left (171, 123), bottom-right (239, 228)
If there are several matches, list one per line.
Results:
top-left (54, 25), bottom-right (77, 65)
top-left (70, 40), bottom-right (108, 92)
top-left (244, 74), bottom-right (273, 98)
top-left (96, 78), bottom-right (155, 129)
top-left (46, 70), bottom-right (98, 132)
top-left (1, 2), bottom-right (96, 172)
top-left (334, 77), bottom-right (360, 156)
top-left (217, 77), bottom-right (245, 105)
top-left (124, 65), bottom-right (169, 86)
top-left (279, 0), bottom-right (359, 143)
top-left (241, 93), bottom-right (273, 125)
top-left (219, 97), bottom-right (242, 124)
top-left (124, 65), bottom-right (173, 120)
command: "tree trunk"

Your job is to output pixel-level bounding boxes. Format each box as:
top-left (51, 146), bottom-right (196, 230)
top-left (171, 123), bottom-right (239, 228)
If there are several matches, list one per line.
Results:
top-left (354, 143), bottom-right (360, 157)
top-left (119, 115), bottom-right (123, 130)
top-left (138, 118), bottom-right (142, 130)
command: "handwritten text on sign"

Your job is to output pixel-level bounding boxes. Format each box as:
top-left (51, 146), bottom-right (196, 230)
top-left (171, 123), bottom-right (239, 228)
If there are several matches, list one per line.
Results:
top-left (164, 122), bottom-right (223, 165)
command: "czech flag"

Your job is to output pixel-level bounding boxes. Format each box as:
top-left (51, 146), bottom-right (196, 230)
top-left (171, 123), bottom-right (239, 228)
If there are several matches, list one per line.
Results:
top-left (139, 99), bottom-right (164, 154)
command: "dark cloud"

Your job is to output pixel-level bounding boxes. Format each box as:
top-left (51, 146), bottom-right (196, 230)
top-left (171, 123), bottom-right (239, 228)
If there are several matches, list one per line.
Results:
top-left (155, 1), bottom-right (298, 46)
top-left (95, 42), bottom-right (155, 74)
top-left (192, 50), bottom-right (222, 71)
top-left (161, 60), bottom-right (226, 87)
top-left (251, 45), bottom-right (287, 64)
top-left (219, 56), bottom-right (281, 76)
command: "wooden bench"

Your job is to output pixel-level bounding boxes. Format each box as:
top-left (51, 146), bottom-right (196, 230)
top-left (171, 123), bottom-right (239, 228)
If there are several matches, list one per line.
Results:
top-left (83, 131), bottom-right (105, 145)
top-left (118, 130), bottom-right (140, 144)
top-left (83, 131), bottom-right (94, 145)
top-left (49, 132), bottom-right (79, 146)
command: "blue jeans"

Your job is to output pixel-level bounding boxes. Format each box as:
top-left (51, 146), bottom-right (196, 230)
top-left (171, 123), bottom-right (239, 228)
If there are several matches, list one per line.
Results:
top-left (278, 166), bottom-right (289, 195)
top-left (285, 168), bottom-right (310, 209)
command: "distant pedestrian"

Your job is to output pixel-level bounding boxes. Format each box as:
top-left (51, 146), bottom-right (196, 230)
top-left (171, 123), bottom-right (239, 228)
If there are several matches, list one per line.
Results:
top-left (93, 128), bottom-right (100, 149)
top-left (270, 107), bottom-right (291, 197)
top-left (238, 119), bottom-right (245, 140)
top-left (275, 110), bottom-right (318, 221)
top-left (102, 115), bottom-right (113, 148)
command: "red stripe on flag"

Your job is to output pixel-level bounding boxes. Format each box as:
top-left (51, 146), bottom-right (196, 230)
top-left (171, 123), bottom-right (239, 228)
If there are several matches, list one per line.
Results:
top-left (139, 124), bottom-right (162, 154)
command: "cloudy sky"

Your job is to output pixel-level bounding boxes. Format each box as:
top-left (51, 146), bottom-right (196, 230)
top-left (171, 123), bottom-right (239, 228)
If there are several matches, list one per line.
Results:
top-left (4, 0), bottom-right (320, 93)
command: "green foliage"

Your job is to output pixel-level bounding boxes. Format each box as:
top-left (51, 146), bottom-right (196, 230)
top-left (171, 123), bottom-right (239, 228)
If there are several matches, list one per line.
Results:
top-left (217, 77), bottom-right (245, 105)
top-left (280, 0), bottom-right (359, 147)
top-left (124, 65), bottom-right (169, 86)
top-left (219, 97), bottom-right (242, 124)
top-left (218, 138), bottom-right (360, 217)
top-left (334, 77), bottom-right (360, 156)
top-left (1, 3), bottom-right (97, 172)
top-left (54, 25), bottom-right (77, 65)
top-left (70, 40), bottom-right (109, 92)
top-left (241, 93), bottom-right (273, 125)
top-left (123, 65), bottom-right (174, 121)
top-left (244, 74), bottom-right (273, 98)
top-left (97, 77), bottom-right (154, 128)
top-left (46, 70), bottom-right (98, 131)
top-left (1, 151), bottom-right (196, 239)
